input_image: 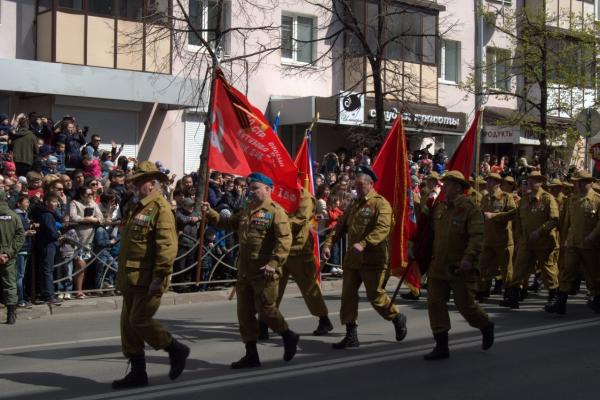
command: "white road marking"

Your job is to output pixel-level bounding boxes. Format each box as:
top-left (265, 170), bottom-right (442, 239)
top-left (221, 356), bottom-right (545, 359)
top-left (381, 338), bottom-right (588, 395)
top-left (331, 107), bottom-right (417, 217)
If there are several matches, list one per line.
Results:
top-left (66, 317), bottom-right (600, 400)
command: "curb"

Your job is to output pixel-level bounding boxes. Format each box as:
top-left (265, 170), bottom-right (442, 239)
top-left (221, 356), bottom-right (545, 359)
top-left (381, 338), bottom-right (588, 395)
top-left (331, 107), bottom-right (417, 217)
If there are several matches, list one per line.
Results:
top-left (0, 278), bottom-right (347, 321)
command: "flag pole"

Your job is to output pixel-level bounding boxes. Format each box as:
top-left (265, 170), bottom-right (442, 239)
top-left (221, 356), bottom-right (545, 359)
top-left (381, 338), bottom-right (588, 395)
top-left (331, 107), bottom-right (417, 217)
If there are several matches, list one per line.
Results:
top-left (387, 262), bottom-right (413, 310)
top-left (474, 106), bottom-right (484, 195)
top-left (195, 69), bottom-right (220, 286)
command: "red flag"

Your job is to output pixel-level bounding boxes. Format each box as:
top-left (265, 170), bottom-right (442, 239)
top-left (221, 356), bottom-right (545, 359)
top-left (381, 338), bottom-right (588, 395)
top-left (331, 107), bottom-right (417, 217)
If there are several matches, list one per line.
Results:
top-left (372, 118), bottom-right (419, 290)
top-left (447, 110), bottom-right (481, 177)
top-left (294, 133), bottom-right (321, 280)
top-left (208, 70), bottom-right (300, 212)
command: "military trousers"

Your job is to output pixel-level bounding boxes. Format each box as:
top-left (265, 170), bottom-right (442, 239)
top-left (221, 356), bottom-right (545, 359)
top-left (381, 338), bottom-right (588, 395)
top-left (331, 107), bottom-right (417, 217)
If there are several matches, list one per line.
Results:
top-left (509, 246), bottom-right (559, 290)
top-left (120, 289), bottom-right (172, 358)
top-left (560, 248), bottom-right (600, 295)
top-left (427, 277), bottom-right (490, 334)
top-left (340, 267), bottom-right (399, 325)
top-left (237, 276), bottom-right (288, 343)
top-left (276, 253), bottom-right (328, 317)
top-left (0, 260), bottom-right (17, 305)
top-left (478, 245), bottom-right (513, 291)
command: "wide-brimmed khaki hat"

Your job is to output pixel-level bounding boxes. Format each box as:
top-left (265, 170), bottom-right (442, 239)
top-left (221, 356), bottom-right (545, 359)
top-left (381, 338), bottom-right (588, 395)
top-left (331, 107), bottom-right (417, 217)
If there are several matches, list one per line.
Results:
top-left (485, 173), bottom-right (503, 182)
top-left (571, 170), bottom-right (595, 182)
top-left (442, 170), bottom-right (470, 189)
top-left (548, 178), bottom-right (564, 187)
top-left (502, 176), bottom-right (517, 187)
top-left (127, 161), bottom-right (169, 183)
top-left (426, 171), bottom-right (441, 181)
top-left (527, 171), bottom-right (547, 182)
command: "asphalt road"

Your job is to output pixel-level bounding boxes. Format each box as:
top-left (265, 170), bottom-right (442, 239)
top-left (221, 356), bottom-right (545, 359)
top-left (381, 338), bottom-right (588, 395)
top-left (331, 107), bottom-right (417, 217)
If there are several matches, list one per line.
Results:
top-left (1, 283), bottom-right (599, 400)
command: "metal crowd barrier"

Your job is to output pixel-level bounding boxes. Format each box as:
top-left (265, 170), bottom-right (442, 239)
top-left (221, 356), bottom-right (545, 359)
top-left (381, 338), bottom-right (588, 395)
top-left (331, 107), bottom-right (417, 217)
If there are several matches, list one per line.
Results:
top-left (49, 227), bottom-right (346, 295)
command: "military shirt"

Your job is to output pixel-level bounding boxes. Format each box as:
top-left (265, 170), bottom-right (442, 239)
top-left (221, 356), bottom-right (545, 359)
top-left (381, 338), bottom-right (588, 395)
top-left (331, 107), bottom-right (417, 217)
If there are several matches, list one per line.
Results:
top-left (116, 189), bottom-right (178, 292)
top-left (517, 188), bottom-right (559, 249)
top-left (323, 189), bottom-right (392, 269)
top-left (564, 189), bottom-right (600, 249)
top-left (0, 204), bottom-right (25, 260)
top-left (480, 188), bottom-right (516, 246)
top-left (207, 197), bottom-right (292, 278)
top-left (429, 195), bottom-right (483, 281)
top-left (288, 189), bottom-right (316, 256)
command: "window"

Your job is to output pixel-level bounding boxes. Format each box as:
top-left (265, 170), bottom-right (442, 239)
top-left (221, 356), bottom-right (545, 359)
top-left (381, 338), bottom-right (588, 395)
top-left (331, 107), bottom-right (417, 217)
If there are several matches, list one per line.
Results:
top-left (88, 0), bottom-right (114, 16)
top-left (486, 47), bottom-right (511, 91)
top-left (281, 14), bottom-right (315, 63)
top-left (438, 40), bottom-right (460, 83)
top-left (58, 0), bottom-right (83, 9)
top-left (118, 0), bottom-right (144, 20)
top-left (189, 0), bottom-right (231, 54)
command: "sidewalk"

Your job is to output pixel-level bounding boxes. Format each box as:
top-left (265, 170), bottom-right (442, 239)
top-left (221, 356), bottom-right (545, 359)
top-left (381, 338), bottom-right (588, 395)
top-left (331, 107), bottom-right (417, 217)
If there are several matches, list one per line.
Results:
top-left (0, 278), bottom-right (350, 321)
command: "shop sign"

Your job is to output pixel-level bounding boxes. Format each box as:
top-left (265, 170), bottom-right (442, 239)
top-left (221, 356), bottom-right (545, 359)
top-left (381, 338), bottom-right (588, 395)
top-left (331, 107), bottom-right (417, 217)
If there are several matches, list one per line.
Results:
top-left (368, 107), bottom-right (461, 129)
top-left (482, 126), bottom-right (519, 144)
top-left (338, 92), bottom-right (365, 125)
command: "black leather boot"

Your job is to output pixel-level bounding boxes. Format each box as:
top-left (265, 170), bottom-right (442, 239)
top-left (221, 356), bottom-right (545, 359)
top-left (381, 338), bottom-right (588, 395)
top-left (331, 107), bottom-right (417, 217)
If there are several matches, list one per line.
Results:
top-left (6, 304), bottom-right (16, 325)
top-left (499, 287), bottom-right (519, 309)
top-left (165, 338), bottom-right (190, 380)
top-left (112, 355), bottom-right (148, 389)
top-left (481, 322), bottom-right (495, 350)
top-left (258, 320), bottom-right (269, 340)
top-left (476, 290), bottom-right (490, 302)
top-left (231, 341), bottom-right (261, 369)
top-left (313, 315), bottom-right (334, 336)
top-left (544, 291), bottom-right (567, 315)
top-left (547, 289), bottom-right (557, 304)
top-left (424, 331), bottom-right (450, 360)
top-left (281, 329), bottom-right (300, 361)
top-left (332, 323), bottom-right (359, 349)
top-left (491, 279), bottom-right (503, 295)
top-left (528, 275), bottom-right (541, 293)
top-left (401, 291), bottom-right (420, 300)
top-left (587, 296), bottom-right (600, 313)
top-left (392, 314), bottom-right (408, 341)
top-left (570, 274), bottom-right (582, 295)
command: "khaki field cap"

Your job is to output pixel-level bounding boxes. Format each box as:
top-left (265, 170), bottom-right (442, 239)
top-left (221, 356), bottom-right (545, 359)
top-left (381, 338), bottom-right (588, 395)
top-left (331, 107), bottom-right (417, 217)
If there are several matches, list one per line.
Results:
top-left (485, 173), bottom-right (503, 182)
top-left (476, 176), bottom-right (487, 186)
top-left (571, 170), bottom-right (595, 182)
top-left (502, 175), bottom-right (517, 187)
top-left (127, 161), bottom-right (169, 183)
top-left (442, 170), bottom-right (470, 189)
top-left (548, 178), bottom-right (564, 187)
top-left (528, 171), bottom-right (547, 182)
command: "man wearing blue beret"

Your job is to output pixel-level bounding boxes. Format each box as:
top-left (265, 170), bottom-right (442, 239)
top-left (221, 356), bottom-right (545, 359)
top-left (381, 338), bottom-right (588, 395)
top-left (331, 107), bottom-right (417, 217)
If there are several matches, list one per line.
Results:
top-left (203, 172), bottom-right (299, 368)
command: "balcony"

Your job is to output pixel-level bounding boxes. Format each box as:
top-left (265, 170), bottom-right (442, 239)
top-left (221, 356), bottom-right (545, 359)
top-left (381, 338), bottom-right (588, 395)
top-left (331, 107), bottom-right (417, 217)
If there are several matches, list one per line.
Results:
top-left (35, 1), bottom-right (172, 74)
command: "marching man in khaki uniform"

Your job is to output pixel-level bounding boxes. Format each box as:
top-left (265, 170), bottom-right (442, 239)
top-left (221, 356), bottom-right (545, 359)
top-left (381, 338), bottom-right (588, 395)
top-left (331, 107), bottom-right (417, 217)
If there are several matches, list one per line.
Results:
top-left (425, 171), bottom-right (494, 360)
top-left (501, 171), bottom-right (560, 309)
top-left (545, 171), bottom-right (600, 314)
top-left (260, 188), bottom-right (332, 338)
top-left (113, 161), bottom-right (190, 389)
top-left (477, 173), bottom-right (516, 300)
top-left (203, 172), bottom-right (299, 368)
top-left (322, 166), bottom-right (407, 349)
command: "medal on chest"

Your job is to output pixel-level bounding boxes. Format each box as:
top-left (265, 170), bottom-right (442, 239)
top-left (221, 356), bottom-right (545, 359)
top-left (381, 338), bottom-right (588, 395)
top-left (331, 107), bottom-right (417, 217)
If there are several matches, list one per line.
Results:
top-left (250, 210), bottom-right (273, 230)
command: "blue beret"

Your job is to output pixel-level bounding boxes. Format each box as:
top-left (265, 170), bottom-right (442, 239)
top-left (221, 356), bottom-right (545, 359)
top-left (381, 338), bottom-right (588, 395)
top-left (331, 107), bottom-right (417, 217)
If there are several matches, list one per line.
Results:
top-left (355, 165), bottom-right (378, 182)
top-left (247, 172), bottom-right (273, 187)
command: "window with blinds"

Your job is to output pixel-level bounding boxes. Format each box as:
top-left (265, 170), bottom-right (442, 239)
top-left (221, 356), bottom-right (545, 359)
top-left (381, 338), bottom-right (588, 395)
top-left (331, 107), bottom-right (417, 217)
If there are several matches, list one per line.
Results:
top-left (184, 114), bottom-right (206, 174)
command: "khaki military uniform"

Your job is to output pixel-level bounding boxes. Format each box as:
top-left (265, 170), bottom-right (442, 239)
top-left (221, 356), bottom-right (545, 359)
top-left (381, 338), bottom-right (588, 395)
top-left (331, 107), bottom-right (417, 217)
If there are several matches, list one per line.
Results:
top-left (468, 187), bottom-right (483, 205)
top-left (555, 193), bottom-right (569, 272)
top-left (323, 189), bottom-right (399, 325)
top-left (0, 203), bottom-right (25, 306)
top-left (207, 198), bottom-right (292, 343)
top-left (560, 190), bottom-right (600, 295)
top-left (116, 189), bottom-right (179, 358)
top-left (478, 189), bottom-right (516, 291)
top-left (276, 190), bottom-right (328, 317)
top-left (509, 189), bottom-right (559, 291)
top-left (427, 195), bottom-right (490, 334)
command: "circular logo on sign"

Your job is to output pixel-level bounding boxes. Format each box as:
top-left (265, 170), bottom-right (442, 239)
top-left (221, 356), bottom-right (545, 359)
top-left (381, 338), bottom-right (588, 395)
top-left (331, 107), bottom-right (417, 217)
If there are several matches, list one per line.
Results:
top-left (342, 94), bottom-right (361, 112)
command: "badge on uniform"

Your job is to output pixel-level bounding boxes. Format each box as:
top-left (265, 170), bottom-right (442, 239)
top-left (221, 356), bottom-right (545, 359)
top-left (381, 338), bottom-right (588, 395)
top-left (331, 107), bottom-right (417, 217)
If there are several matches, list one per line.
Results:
top-left (134, 213), bottom-right (152, 226)
top-left (0, 215), bottom-right (12, 221)
top-left (358, 206), bottom-right (374, 217)
top-left (250, 211), bottom-right (273, 230)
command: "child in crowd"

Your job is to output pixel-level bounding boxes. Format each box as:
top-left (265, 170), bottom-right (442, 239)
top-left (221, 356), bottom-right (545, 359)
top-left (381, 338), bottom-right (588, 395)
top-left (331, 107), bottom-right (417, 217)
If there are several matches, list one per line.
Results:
top-left (82, 155), bottom-right (102, 180)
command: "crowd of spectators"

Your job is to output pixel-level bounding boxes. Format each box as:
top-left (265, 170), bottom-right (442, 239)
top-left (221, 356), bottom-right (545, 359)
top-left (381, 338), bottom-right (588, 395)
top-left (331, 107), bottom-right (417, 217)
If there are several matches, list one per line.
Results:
top-left (0, 110), bottom-right (587, 308)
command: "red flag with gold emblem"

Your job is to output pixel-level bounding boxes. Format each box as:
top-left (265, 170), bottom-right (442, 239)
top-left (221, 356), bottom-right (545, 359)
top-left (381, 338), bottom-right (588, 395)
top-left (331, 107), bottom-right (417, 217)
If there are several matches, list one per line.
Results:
top-left (372, 118), bottom-right (419, 291)
top-left (294, 131), bottom-right (321, 280)
top-left (208, 69), bottom-right (300, 212)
